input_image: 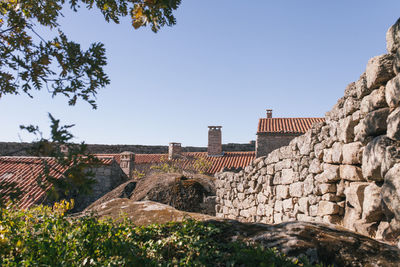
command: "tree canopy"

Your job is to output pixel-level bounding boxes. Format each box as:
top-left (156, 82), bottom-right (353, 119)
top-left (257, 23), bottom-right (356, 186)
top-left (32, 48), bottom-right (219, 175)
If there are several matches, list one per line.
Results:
top-left (0, 0), bottom-right (181, 108)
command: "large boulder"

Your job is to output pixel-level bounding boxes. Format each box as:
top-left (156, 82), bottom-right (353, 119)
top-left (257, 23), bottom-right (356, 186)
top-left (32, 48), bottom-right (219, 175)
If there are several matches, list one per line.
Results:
top-left (85, 199), bottom-right (214, 225)
top-left (130, 173), bottom-right (216, 215)
top-left (84, 199), bottom-right (400, 266)
top-left (85, 180), bottom-right (137, 210)
top-left (221, 220), bottom-right (400, 267)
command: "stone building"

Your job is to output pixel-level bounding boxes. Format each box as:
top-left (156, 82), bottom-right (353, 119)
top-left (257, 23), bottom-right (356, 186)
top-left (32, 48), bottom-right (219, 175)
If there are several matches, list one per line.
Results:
top-left (0, 155), bottom-right (128, 211)
top-left (256, 109), bottom-right (325, 157)
top-left (97, 126), bottom-right (255, 176)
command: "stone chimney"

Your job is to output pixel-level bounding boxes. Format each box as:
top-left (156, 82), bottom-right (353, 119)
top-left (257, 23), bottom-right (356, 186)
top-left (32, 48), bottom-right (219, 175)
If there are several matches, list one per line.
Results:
top-left (208, 126), bottom-right (223, 156)
top-left (266, 109), bottom-right (273, 118)
top-left (168, 142), bottom-right (182, 160)
top-left (120, 151), bottom-right (135, 178)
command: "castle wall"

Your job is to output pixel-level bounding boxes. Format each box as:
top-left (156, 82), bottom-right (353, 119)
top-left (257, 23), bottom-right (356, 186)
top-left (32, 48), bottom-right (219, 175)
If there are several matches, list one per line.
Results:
top-left (0, 142), bottom-right (255, 156)
top-left (256, 133), bottom-right (301, 158)
top-left (215, 19), bottom-right (400, 244)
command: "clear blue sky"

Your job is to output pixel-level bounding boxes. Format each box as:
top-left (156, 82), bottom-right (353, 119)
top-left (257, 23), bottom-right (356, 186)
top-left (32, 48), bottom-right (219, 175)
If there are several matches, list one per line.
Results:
top-left (1, 1), bottom-right (400, 146)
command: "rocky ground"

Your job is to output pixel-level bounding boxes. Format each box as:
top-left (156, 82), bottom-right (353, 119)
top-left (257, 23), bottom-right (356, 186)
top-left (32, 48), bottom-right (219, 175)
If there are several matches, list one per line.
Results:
top-left (84, 199), bottom-right (400, 266)
top-left (85, 172), bottom-right (217, 215)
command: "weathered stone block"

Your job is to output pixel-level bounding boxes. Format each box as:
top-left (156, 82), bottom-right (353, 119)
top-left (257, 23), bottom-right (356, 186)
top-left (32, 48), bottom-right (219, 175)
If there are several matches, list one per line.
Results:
top-left (273, 172), bottom-right (282, 185)
top-left (298, 197), bottom-right (309, 214)
top-left (385, 74), bottom-right (400, 108)
top-left (318, 201), bottom-right (340, 215)
top-left (382, 163), bottom-right (400, 221)
top-left (274, 200), bottom-right (283, 213)
top-left (338, 116), bottom-right (359, 144)
top-left (289, 182), bottom-right (303, 197)
top-left (344, 182), bottom-right (369, 212)
top-left (340, 165), bottom-right (364, 181)
top-left (343, 97), bottom-right (360, 116)
top-left (239, 209), bottom-right (250, 218)
top-left (281, 169), bottom-right (295, 184)
top-left (344, 82), bottom-right (357, 98)
top-left (355, 73), bottom-right (369, 99)
top-left (283, 198), bottom-right (293, 212)
top-left (323, 215), bottom-right (342, 224)
top-left (323, 148), bottom-right (333, 163)
top-left (362, 182), bottom-right (384, 223)
top-left (354, 108), bottom-right (390, 142)
top-left (322, 193), bottom-right (341, 202)
top-left (336, 179), bottom-right (347, 197)
top-left (257, 193), bottom-right (267, 204)
top-left (343, 206), bottom-right (361, 231)
top-left (331, 142), bottom-right (343, 163)
top-left (308, 195), bottom-right (321, 205)
top-left (360, 86), bottom-right (387, 115)
top-left (309, 158), bottom-right (322, 174)
top-left (365, 54), bottom-right (395, 89)
top-left (315, 164), bottom-right (340, 183)
top-left (273, 212), bottom-right (283, 223)
top-left (342, 142), bottom-right (363, 165)
top-left (381, 142), bottom-right (400, 177)
top-left (354, 221), bottom-right (379, 237)
top-left (297, 214), bottom-right (312, 222)
top-left (276, 185), bottom-right (289, 200)
top-left (314, 142), bottom-right (325, 160)
top-left (309, 205), bottom-right (318, 217)
top-left (386, 18), bottom-right (400, 54)
top-left (318, 183), bottom-right (336, 195)
top-left (303, 174), bottom-right (314, 195)
top-left (362, 136), bottom-right (395, 181)
top-left (238, 193), bottom-right (245, 201)
top-left (387, 107), bottom-right (400, 140)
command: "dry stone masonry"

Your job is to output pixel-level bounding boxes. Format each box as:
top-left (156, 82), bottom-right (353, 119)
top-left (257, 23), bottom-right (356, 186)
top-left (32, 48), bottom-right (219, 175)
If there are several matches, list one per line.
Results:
top-left (215, 19), bottom-right (400, 245)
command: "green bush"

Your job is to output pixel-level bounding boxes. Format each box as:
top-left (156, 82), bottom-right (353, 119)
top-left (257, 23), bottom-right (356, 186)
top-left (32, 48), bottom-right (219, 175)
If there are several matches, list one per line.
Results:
top-left (0, 201), bottom-right (319, 266)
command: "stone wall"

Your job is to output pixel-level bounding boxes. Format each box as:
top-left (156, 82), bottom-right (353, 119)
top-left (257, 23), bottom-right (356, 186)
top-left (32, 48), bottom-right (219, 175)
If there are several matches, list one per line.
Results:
top-left (215, 19), bottom-right (400, 244)
top-left (256, 133), bottom-right (301, 158)
top-left (73, 161), bottom-right (128, 211)
top-left (0, 142), bottom-right (255, 156)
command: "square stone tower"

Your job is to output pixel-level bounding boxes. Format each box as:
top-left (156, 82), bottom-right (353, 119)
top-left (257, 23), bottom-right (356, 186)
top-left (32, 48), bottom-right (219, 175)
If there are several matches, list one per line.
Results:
top-left (208, 126), bottom-right (223, 156)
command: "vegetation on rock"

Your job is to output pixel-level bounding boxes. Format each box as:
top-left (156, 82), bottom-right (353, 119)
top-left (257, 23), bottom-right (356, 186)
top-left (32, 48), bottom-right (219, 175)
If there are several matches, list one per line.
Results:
top-left (0, 200), bottom-right (319, 266)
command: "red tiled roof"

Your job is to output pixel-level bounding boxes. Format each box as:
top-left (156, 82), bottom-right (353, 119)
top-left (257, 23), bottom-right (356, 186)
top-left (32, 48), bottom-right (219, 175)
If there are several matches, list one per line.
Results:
top-left (96, 152), bottom-right (256, 175)
top-left (0, 156), bottom-right (114, 209)
top-left (257, 118), bottom-right (325, 134)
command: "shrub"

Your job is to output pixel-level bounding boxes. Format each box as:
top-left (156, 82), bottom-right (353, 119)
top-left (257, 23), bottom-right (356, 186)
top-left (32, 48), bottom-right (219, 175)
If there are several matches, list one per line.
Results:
top-left (0, 201), bottom-right (320, 266)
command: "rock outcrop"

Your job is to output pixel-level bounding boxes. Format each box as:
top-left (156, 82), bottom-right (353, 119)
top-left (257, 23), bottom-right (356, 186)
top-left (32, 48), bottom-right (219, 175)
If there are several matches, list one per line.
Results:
top-left (215, 18), bottom-right (400, 245)
top-left (85, 199), bottom-right (400, 266)
top-left (85, 173), bottom-right (217, 215)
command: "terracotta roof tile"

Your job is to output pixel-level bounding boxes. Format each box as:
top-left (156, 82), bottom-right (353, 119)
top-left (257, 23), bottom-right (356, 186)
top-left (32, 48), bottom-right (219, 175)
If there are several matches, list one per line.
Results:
top-left (0, 156), bottom-right (114, 209)
top-left (257, 117), bottom-right (325, 134)
top-left (96, 152), bottom-right (255, 175)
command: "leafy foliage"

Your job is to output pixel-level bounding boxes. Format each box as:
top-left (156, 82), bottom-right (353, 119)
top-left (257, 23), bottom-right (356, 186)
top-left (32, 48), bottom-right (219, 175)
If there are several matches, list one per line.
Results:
top-left (132, 168), bottom-right (146, 179)
top-left (0, 0), bottom-right (181, 108)
top-left (150, 155), bottom-right (214, 175)
top-left (18, 113), bottom-right (101, 205)
top-left (0, 201), bottom-right (320, 266)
